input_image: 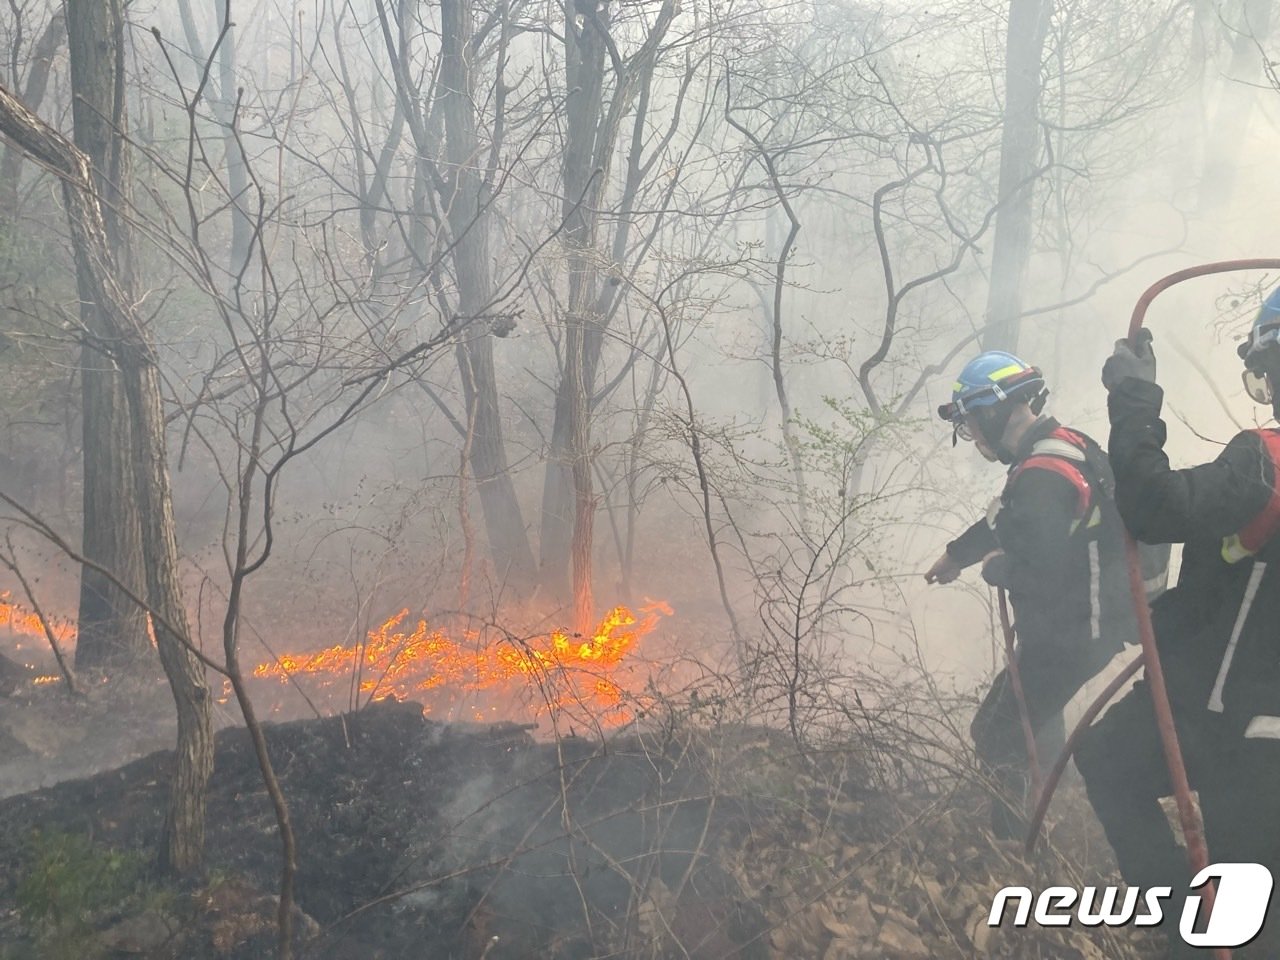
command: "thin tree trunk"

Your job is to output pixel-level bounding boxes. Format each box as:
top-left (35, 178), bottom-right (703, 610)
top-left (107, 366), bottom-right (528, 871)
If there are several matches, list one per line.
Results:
top-left (216, 1), bottom-right (252, 272)
top-left (440, 0), bottom-right (537, 595)
top-left (540, 0), bottom-right (608, 606)
top-left (172, 0), bottom-right (250, 272)
top-left (222, 381), bottom-right (297, 958)
top-left (126, 355), bottom-right (214, 876)
top-left (460, 337), bottom-right (537, 590)
top-left (67, 0), bottom-right (150, 671)
top-left (0, 80), bottom-right (215, 876)
top-left (539, 399), bottom-right (575, 597)
top-left (722, 98), bottom-right (808, 528)
top-left (621, 357), bottom-right (664, 603)
top-left (982, 0), bottom-right (1052, 352)
top-left (568, 324), bottom-right (594, 634)
top-left (457, 356), bottom-right (478, 613)
top-left (539, 0), bottom-right (674, 604)
top-left (1200, 0), bottom-right (1273, 212)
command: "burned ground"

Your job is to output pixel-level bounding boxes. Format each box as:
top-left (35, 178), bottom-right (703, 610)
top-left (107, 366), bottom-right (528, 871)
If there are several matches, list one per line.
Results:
top-left (0, 699), bottom-right (770, 959)
top-left (0, 693), bottom-right (1171, 959)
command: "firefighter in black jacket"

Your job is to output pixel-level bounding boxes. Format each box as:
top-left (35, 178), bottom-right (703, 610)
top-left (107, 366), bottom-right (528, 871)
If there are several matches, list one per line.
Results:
top-left (926, 352), bottom-right (1135, 839)
top-left (1077, 293), bottom-right (1280, 955)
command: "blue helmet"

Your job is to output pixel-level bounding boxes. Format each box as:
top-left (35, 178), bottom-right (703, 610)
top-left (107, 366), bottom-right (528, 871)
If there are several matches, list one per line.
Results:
top-left (1238, 286), bottom-right (1280, 405)
top-left (1238, 285), bottom-right (1280, 367)
top-left (937, 351), bottom-right (1047, 425)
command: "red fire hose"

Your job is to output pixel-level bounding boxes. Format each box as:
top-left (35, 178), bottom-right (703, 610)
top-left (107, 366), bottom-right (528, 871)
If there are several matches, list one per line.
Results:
top-left (1021, 258), bottom-right (1280, 960)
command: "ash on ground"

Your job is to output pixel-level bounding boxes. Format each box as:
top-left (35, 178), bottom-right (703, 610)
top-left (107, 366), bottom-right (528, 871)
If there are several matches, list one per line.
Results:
top-left (0, 694), bottom-right (1169, 959)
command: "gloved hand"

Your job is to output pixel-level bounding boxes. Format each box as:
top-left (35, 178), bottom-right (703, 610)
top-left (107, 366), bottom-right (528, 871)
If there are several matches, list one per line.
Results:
top-left (924, 550), bottom-right (962, 584)
top-left (981, 550), bottom-right (1011, 588)
top-left (1101, 329), bottom-right (1156, 391)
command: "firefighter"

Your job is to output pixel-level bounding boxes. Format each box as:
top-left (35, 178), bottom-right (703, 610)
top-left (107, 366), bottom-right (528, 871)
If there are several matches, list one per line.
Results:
top-left (1076, 292), bottom-right (1280, 955)
top-left (926, 352), bottom-right (1135, 839)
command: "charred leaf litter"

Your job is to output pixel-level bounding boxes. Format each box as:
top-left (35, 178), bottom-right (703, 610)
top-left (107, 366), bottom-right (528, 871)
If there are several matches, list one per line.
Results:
top-left (0, 696), bottom-right (1170, 959)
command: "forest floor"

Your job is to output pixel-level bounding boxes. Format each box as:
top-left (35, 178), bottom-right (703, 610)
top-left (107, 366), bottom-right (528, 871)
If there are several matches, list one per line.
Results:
top-left (0, 673), bottom-right (1176, 960)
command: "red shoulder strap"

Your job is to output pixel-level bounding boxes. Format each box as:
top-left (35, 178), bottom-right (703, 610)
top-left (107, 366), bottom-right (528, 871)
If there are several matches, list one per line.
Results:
top-left (1012, 456), bottom-right (1090, 516)
top-left (1234, 429), bottom-right (1280, 554)
top-left (1049, 426), bottom-right (1088, 449)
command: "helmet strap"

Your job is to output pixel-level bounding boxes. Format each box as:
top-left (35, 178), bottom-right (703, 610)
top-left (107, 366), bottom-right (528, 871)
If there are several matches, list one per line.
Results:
top-left (1029, 386), bottom-right (1049, 416)
top-left (974, 405), bottom-right (1017, 464)
top-left (1247, 346), bottom-right (1280, 421)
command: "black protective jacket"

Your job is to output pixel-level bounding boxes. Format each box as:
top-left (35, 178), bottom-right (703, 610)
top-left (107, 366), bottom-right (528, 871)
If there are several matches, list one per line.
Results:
top-left (1108, 378), bottom-right (1280, 734)
top-left (947, 416), bottom-right (1120, 650)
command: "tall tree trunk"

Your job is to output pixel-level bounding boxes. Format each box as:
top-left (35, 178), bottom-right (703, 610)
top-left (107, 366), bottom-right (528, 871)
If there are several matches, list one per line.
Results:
top-left (542, 303), bottom-right (608, 619)
top-left (0, 82), bottom-right (214, 876)
top-left (981, 0), bottom-right (1052, 353)
top-left (66, 0), bottom-right (150, 671)
top-left (539, 0), bottom-right (608, 605)
top-left (538, 0), bottom-right (674, 607)
top-left (539, 396), bottom-right (575, 597)
top-left (1199, 0), bottom-right (1273, 212)
top-left (457, 337), bottom-right (538, 591)
top-left (439, 0), bottom-right (537, 595)
top-left (9, 11), bottom-right (215, 866)
top-left (124, 352), bottom-right (214, 876)
top-left (216, 2), bottom-right (252, 272)
top-left (172, 0), bottom-right (250, 272)
top-left (567, 326), bottom-right (595, 634)
top-left (621, 357), bottom-right (664, 603)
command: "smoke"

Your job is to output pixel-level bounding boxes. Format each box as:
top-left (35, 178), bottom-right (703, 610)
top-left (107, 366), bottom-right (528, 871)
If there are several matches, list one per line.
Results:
top-left (0, 0), bottom-right (1275, 795)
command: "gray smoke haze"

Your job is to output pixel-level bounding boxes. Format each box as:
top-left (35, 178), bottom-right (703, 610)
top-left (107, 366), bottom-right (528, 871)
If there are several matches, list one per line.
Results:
top-left (0, 0), bottom-right (1276, 752)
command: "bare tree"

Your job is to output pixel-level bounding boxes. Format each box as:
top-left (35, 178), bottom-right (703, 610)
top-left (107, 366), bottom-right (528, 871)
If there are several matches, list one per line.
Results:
top-left (540, 0), bottom-right (676, 630)
top-left (0, 79), bottom-right (214, 874)
top-left (371, 0), bottom-right (539, 599)
top-left (982, 0), bottom-right (1052, 352)
top-left (439, 0), bottom-right (539, 593)
top-left (66, 0), bottom-right (152, 671)
top-left (724, 70), bottom-right (809, 528)
top-left (1200, 0), bottom-right (1274, 210)
top-left (141, 16), bottom-right (484, 940)
top-left (171, 0), bottom-right (253, 272)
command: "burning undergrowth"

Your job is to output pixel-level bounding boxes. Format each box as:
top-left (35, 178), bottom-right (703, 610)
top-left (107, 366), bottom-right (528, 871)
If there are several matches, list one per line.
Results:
top-left (0, 593), bottom-right (682, 802)
top-left (248, 601), bottom-right (675, 728)
top-left (1, 588), bottom-right (680, 732)
top-left (0, 591), bottom-right (75, 688)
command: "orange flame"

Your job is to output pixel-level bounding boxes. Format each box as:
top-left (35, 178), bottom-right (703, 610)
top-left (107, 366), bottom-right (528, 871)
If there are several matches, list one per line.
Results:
top-left (252, 602), bottom-right (672, 725)
top-left (0, 591), bottom-right (76, 647)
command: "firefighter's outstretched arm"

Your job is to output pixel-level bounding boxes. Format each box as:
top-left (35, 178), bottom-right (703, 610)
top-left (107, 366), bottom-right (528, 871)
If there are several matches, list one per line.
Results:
top-left (948, 517), bottom-right (997, 564)
top-left (924, 515), bottom-right (997, 583)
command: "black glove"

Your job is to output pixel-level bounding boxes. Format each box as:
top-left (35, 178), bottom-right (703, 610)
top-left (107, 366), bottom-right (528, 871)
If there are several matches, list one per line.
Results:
top-left (1101, 329), bottom-right (1156, 391)
top-left (981, 551), bottom-right (1011, 588)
